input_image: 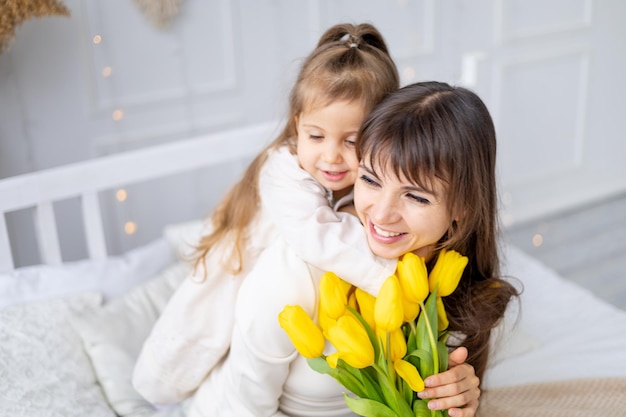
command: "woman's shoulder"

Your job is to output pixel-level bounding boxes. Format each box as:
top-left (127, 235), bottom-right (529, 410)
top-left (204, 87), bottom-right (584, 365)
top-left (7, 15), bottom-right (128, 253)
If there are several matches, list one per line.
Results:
top-left (234, 240), bottom-right (318, 359)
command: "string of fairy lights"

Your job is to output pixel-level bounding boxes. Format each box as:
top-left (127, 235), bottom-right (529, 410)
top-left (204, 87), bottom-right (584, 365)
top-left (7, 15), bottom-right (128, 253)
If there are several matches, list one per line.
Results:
top-left (93, 33), bottom-right (136, 237)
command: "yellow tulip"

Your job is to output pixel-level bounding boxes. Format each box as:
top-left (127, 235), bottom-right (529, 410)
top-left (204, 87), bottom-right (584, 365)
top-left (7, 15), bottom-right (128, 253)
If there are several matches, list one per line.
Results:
top-left (436, 296), bottom-right (449, 331)
top-left (317, 309), bottom-right (337, 333)
top-left (278, 305), bottom-right (325, 359)
top-left (319, 272), bottom-right (349, 319)
top-left (374, 275), bottom-right (404, 333)
top-left (347, 289), bottom-right (358, 312)
top-left (326, 352), bottom-right (341, 369)
top-left (394, 359), bottom-right (425, 392)
top-left (401, 294), bottom-right (420, 323)
top-left (355, 287), bottom-right (376, 330)
top-left (326, 315), bottom-right (375, 369)
top-left (428, 249), bottom-right (469, 297)
top-left (377, 327), bottom-right (407, 361)
top-left (396, 253), bottom-right (429, 303)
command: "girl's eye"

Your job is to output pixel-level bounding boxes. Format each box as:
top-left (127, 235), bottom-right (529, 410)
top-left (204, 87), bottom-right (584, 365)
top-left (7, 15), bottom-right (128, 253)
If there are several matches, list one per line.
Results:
top-left (345, 138), bottom-right (356, 148)
top-left (309, 134), bottom-right (323, 141)
top-left (407, 193), bottom-right (430, 205)
top-left (359, 174), bottom-right (380, 187)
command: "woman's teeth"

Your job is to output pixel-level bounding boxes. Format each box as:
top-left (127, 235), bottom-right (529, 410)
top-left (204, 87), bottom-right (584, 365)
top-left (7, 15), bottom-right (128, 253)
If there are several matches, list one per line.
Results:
top-left (373, 224), bottom-right (401, 237)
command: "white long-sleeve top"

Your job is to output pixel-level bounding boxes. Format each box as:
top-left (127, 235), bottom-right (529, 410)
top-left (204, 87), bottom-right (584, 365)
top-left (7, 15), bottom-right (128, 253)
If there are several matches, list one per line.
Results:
top-left (187, 239), bottom-right (357, 417)
top-left (133, 146), bottom-right (395, 407)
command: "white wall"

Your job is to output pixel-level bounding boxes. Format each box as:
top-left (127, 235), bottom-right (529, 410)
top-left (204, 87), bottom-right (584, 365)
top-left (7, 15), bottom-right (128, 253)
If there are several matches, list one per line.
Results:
top-left (1, 0), bottom-right (625, 266)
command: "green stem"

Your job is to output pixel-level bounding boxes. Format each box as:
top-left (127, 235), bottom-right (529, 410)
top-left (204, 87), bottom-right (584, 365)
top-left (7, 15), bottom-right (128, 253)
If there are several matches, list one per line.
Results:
top-left (418, 301), bottom-right (440, 417)
top-left (419, 301), bottom-right (439, 376)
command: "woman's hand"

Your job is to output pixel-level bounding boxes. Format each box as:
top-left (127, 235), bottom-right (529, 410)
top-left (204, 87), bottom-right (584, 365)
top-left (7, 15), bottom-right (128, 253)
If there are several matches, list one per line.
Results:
top-left (416, 347), bottom-right (480, 417)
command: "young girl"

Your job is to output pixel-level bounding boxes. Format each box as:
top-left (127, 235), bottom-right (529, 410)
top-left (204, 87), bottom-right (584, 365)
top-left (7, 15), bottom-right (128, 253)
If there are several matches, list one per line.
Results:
top-left (187, 81), bottom-right (511, 417)
top-left (133, 22), bottom-right (403, 404)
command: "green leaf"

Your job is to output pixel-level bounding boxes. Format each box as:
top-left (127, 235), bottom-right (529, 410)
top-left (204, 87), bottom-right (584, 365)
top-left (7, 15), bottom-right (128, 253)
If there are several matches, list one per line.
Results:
top-left (406, 349), bottom-right (433, 378)
top-left (399, 377), bottom-right (413, 406)
top-left (406, 322), bottom-right (417, 352)
top-left (413, 399), bottom-right (431, 417)
top-left (424, 288), bottom-right (439, 338)
top-left (307, 358), bottom-right (367, 398)
top-left (437, 340), bottom-right (449, 372)
top-left (415, 301), bottom-right (432, 360)
top-left (344, 394), bottom-right (399, 417)
top-left (359, 365), bottom-right (385, 403)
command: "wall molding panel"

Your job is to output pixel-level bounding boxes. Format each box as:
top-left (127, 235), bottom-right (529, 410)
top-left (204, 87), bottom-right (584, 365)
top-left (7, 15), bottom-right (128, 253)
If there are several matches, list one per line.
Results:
top-left (493, 46), bottom-right (590, 188)
top-left (495, 0), bottom-right (593, 44)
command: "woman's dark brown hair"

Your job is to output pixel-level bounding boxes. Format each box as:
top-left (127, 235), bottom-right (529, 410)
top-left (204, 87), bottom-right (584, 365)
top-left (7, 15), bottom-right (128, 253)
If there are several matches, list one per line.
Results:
top-left (357, 81), bottom-right (519, 380)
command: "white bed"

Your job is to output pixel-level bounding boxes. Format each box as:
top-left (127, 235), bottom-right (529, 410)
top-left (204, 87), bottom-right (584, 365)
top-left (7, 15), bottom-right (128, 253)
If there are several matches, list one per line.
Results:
top-left (1, 123), bottom-right (625, 417)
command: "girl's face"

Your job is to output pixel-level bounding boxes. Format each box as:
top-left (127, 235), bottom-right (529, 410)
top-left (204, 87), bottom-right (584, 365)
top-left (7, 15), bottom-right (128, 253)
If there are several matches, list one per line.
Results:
top-left (354, 158), bottom-right (453, 261)
top-left (296, 100), bottom-right (365, 199)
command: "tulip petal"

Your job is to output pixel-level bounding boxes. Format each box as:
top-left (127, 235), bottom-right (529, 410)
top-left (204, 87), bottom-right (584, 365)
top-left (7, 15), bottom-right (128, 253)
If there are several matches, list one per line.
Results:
top-left (374, 275), bottom-right (404, 332)
top-left (396, 253), bottom-right (429, 303)
top-left (326, 315), bottom-right (374, 369)
top-left (320, 272), bottom-right (350, 319)
top-left (428, 249), bottom-right (468, 297)
top-left (278, 305), bottom-right (325, 359)
top-left (355, 288), bottom-right (376, 330)
top-left (394, 359), bottom-right (425, 392)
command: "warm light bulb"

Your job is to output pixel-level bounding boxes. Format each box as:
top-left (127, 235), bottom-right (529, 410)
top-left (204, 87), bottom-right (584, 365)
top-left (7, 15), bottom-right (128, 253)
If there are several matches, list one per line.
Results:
top-left (403, 66), bottom-right (416, 81)
top-left (102, 66), bottom-right (112, 77)
top-left (112, 109), bottom-right (124, 121)
top-left (124, 221), bottom-right (137, 235)
top-left (532, 234), bottom-right (543, 247)
top-left (116, 189), bottom-right (127, 202)
top-left (93, 35), bottom-right (102, 44)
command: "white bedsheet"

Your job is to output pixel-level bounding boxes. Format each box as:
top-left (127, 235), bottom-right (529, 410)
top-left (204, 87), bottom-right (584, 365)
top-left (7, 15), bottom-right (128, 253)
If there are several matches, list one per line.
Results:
top-left (2, 230), bottom-right (625, 416)
top-left (484, 244), bottom-right (626, 388)
top-left (0, 238), bottom-right (174, 309)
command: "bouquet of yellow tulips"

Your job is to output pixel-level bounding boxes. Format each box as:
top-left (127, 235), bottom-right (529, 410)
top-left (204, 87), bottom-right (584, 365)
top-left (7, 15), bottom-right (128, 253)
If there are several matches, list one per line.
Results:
top-left (279, 249), bottom-right (468, 417)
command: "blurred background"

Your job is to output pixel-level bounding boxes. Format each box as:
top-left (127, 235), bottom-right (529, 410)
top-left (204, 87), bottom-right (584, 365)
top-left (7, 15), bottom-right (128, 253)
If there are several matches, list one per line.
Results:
top-left (1, 0), bottom-right (624, 307)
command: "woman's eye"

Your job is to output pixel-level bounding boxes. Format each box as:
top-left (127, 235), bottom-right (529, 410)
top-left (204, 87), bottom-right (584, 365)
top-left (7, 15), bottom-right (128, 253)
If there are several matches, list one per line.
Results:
top-left (345, 138), bottom-right (356, 148)
top-left (359, 174), bottom-right (380, 187)
top-left (309, 134), bottom-right (323, 140)
top-left (407, 193), bottom-right (430, 205)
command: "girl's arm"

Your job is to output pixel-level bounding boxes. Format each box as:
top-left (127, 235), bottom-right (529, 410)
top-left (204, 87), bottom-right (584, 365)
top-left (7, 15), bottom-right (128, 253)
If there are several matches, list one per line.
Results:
top-left (417, 347), bottom-right (481, 417)
top-left (259, 147), bottom-right (395, 296)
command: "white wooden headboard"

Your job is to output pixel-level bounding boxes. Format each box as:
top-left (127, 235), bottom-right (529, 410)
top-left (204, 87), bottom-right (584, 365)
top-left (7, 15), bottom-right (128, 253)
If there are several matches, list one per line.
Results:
top-left (0, 122), bottom-right (277, 272)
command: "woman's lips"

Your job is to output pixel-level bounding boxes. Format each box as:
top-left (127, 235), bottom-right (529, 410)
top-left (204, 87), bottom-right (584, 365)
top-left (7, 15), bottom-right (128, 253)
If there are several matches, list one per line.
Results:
top-left (369, 221), bottom-right (405, 243)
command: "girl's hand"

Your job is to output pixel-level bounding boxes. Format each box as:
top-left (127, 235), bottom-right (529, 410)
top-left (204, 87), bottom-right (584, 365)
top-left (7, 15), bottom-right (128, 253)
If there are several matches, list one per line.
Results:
top-left (416, 347), bottom-right (480, 417)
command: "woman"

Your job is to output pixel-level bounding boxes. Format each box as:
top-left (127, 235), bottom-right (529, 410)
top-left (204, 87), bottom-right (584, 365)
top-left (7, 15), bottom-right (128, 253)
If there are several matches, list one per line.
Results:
top-left (181, 81), bottom-right (517, 417)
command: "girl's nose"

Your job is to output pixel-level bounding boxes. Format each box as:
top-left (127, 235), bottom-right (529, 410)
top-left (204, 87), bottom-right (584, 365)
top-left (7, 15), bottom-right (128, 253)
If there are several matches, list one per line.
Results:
top-left (322, 141), bottom-right (342, 164)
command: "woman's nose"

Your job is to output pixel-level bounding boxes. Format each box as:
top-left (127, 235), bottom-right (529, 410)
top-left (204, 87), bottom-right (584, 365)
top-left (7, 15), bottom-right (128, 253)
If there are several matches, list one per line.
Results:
top-left (369, 194), bottom-right (400, 224)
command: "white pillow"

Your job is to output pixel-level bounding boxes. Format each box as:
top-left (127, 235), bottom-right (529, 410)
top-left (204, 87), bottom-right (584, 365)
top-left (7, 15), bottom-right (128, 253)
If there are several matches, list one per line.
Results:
top-left (0, 238), bottom-right (174, 308)
top-left (71, 262), bottom-right (189, 417)
top-left (0, 293), bottom-right (115, 417)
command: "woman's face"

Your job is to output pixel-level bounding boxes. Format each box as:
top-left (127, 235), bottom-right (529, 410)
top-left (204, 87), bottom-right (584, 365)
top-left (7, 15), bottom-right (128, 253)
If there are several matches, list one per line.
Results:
top-left (354, 157), bottom-right (453, 261)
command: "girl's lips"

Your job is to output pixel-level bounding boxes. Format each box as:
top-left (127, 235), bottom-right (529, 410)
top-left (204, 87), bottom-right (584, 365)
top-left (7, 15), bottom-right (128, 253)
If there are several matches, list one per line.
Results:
top-left (369, 221), bottom-right (405, 243)
top-left (321, 170), bottom-right (347, 182)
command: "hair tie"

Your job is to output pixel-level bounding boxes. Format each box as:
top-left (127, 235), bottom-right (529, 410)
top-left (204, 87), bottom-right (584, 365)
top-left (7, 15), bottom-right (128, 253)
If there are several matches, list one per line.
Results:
top-left (349, 42), bottom-right (358, 48)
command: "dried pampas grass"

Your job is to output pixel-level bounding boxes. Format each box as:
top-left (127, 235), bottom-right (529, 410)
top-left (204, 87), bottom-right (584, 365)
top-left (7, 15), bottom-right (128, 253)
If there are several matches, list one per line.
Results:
top-left (131, 0), bottom-right (182, 29)
top-left (0, 0), bottom-right (70, 53)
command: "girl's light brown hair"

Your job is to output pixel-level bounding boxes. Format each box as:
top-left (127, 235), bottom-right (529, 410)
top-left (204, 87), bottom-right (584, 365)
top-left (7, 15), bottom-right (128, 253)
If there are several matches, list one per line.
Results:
top-left (357, 81), bottom-right (519, 380)
top-left (193, 23), bottom-right (399, 276)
